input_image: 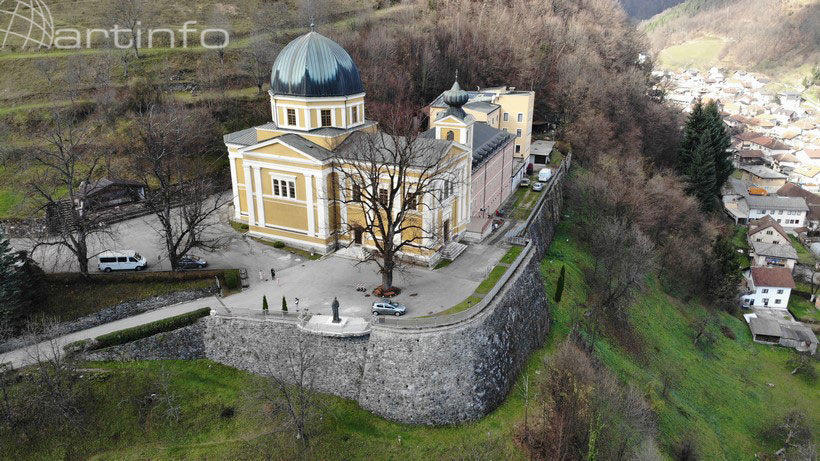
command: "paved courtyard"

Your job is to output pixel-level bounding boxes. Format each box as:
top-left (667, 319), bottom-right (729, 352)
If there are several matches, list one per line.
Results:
top-left (223, 241), bottom-right (507, 318)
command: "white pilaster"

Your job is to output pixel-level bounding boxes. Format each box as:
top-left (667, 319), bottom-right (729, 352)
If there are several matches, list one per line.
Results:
top-left (243, 165), bottom-right (255, 225)
top-left (253, 166), bottom-right (265, 227)
top-left (229, 156), bottom-right (240, 219)
top-left (305, 174), bottom-right (316, 236)
top-left (315, 174), bottom-right (327, 238)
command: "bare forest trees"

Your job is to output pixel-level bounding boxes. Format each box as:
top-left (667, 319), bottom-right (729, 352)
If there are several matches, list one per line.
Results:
top-left (331, 113), bottom-right (465, 291)
top-left (108, 0), bottom-right (148, 59)
top-left (522, 340), bottom-right (657, 461)
top-left (126, 104), bottom-right (230, 271)
top-left (244, 36), bottom-right (277, 95)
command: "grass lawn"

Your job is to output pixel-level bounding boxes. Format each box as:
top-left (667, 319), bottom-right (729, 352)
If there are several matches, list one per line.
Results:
top-left (39, 274), bottom-right (217, 322)
top-left (788, 295), bottom-right (820, 324)
top-left (789, 235), bottom-right (816, 265)
top-left (657, 37), bottom-right (729, 70)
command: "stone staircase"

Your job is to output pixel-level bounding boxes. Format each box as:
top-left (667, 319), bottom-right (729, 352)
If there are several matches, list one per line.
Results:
top-left (441, 241), bottom-right (468, 261)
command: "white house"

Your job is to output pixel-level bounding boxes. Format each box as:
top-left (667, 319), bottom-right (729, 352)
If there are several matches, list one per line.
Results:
top-left (742, 266), bottom-right (795, 309)
top-left (779, 92), bottom-right (802, 111)
top-left (745, 195), bottom-right (809, 229)
top-left (748, 215), bottom-right (791, 245)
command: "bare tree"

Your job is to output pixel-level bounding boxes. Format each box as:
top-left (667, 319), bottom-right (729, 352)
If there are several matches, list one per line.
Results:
top-left (127, 104), bottom-right (230, 271)
top-left (207, 10), bottom-right (232, 65)
top-left (246, 335), bottom-right (323, 458)
top-left (25, 107), bottom-right (113, 276)
top-left (244, 35), bottom-right (277, 95)
top-left (109, 0), bottom-right (147, 59)
top-left (330, 115), bottom-right (465, 291)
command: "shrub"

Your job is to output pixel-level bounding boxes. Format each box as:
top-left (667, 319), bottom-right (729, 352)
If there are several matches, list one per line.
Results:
top-left (262, 295), bottom-right (269, 312)
top-left (91, 307), bottom-right (211, 350)
top-left (282, 296), bottom-right (288, 312)
top-left (555, 265), bottom-right (566, 303)
top-left (223, 270), bottom-right (241, 290)
top-left (273, 241), bottom-right (286, 249)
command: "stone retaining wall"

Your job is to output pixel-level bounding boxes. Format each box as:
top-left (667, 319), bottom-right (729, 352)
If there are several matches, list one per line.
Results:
top-left (91, 155), bottom-right (571, 425)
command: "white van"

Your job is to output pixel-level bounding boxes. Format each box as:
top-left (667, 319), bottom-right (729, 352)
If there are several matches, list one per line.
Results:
top-left (538, 168), bottom-right (553, 182)
top-left (98, 250), bottom-right (147, 272)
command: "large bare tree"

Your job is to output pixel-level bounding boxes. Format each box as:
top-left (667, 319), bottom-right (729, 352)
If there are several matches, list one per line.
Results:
top-left (108, 0), bottom-right (148, 59)
top-left (331, 115), bottom-right (465, 291)
top-left (127, 104), bottom-right (230, 271)
top-left (25, 107), bottom-right (113, 276)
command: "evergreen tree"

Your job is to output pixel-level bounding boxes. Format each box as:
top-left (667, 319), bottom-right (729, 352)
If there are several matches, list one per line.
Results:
top-left (0, 232), bottom-right (42, 331)
top-left (705, 236), bottom-right (742, 314)
top-left (282, 296), bottom-right (288, 312)
top-left (555, 265), bottom-right (566, 303)
top-left (677, 102), bottom-right (707, 175)
top-left (686, 132), bottom-right (717, 212)
top-left (262, 295), bottom-right (269, 312)
top-left (703, 102), bottom-right (733, 195)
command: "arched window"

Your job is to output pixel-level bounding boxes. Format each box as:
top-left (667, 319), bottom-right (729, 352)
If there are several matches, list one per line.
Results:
top-left (446, 130), bottom-right (455, 141)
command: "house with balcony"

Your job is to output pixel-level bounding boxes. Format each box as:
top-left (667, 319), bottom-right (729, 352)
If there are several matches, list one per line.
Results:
top-left (741, 266), bottom-right (795, 309)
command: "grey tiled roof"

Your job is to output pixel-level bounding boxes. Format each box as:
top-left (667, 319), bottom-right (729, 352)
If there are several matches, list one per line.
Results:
top-left (740, 165), bottom-right (787, 179)
top-left (463, 101), bottom-right (500, 113)
top-left (751, 241), bottom-right (798, 259)
top-left (224, 127), bottom-right (258, 147)
top-left (746, 194), bottom-right (809, 211)
top-left (471, 123), bottom-right (514, 170)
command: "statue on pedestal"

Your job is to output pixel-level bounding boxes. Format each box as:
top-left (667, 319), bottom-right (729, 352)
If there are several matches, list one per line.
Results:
top-left (331, 297), bottom-right (341, 323)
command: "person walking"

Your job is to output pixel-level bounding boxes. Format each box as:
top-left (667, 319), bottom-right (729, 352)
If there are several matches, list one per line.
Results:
top-left (270, 267), bottom-right (276, 280)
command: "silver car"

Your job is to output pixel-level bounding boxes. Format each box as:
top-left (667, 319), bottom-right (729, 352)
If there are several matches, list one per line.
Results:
top-left (372, 299), bottom-right (407, 316)
top-left (531, 182), bottom-right (544, 192)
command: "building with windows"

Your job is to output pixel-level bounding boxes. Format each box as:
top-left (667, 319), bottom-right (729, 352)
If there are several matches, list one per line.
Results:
top-left (223, 28), bottom-right (478, 265)
top-left (428, 86), bottom-right (535, 162)
top-left (742, 266), bottom-right (794, 309)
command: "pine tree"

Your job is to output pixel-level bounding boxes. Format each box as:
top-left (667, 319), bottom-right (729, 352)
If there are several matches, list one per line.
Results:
top-left (677, 102), bottom-right (707, 175)
top-left (282, 296), bottom-right (288, 312)
top-left (703, 102), bottom-right (733, 196)
top-left (0, 232), bottom-right (28, 330)
top-left (554, 265), bottom-right (566, 303)
top-left (686, 132), bottom-right (717, 212)
top-left (262, 295), bottom-right (269, 312)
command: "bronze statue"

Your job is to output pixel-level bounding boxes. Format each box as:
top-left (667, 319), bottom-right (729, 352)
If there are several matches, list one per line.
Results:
top-left (331, 297), bottom-right (341, 323)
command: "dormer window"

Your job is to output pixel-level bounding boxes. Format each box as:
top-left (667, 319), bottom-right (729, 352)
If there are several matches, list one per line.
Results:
top-left (321, 109), bottom-right (332, 127)
top-left (287, 109), bottom-right (296, 126)
top-left (446, 130), bottom-right (455, 141)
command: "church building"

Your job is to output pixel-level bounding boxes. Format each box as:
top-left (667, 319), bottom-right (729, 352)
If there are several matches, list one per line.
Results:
top-left (224, 26), bottom-right (534, 265)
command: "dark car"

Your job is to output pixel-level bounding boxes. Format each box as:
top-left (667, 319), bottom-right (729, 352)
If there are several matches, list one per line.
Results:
top-left (178, 255), bottom-right (208, 269)
top-left (371, 299), bottom-right (407, 316)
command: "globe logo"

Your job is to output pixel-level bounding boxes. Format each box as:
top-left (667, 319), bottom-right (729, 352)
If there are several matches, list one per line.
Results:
top-left (0, 0), bottom-right (54, 49)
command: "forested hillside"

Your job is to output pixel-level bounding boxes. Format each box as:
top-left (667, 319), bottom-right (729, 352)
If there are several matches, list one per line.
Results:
top-left (643, 0), bottom-right (820, 73)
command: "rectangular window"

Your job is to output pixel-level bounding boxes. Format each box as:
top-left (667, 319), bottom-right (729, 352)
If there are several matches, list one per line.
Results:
top-left (379, 188), bottom-right (389, 207)
top-left (517, 113), bottom-right (523, 122)
top-left (321, 109), bottom-right (332, 127)
top-left (516, 129), bottom-right (522, 137)
top-left (406, 190), bottom-right (417, 209)
top-left (503, 112), bottom-right (509, 121)
top-left (272, 178), bottom-right (296, 199)
top-left (352, 184), bottom-right (362, 201)
top-left (351, 106), bottom-right (358, 124)
top-left (515, 145), bottom-right (521, 153)
top-left (777, 289), bottom-right (784, 294)
top-left (778, 210), bottom-right (783, 215)
top-left (775, 299), bottom-right (781, 304)
top-left (763, 298), bottom-right (770, 304)
top-left (287, 108), bottom-right (296, 126)
top-left (766, 230), bottom-right (773, 235)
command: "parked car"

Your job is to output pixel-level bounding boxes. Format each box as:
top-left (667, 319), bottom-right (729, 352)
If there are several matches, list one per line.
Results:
top-left (531, 182), bottom-right (544, 192)
top-left (520, 178), bottom-right (531, 188)
top-left (98, 250), bottom-right (147, 272)
top-left (372, 299), bottom-right (407, 316)
top-left (178, 255), bottom-right (208, 269)
top-left (538, 167), bottom-right (553, 182)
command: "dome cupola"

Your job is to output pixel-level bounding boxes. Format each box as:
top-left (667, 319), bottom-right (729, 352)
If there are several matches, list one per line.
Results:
top-left (270, 29), bottom-right (364, 98)
top-left (440, 77), bottom-right (469, 119)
